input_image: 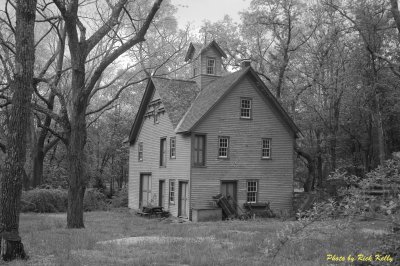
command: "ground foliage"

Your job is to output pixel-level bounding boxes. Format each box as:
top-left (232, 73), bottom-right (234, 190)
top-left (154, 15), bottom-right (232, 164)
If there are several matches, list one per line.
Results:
top-left (3, 211), bottom-right (386, 266)
top-left (295, 157), bottom-right (400, 264)
top-left (20, 188), bottom-right (127, 213)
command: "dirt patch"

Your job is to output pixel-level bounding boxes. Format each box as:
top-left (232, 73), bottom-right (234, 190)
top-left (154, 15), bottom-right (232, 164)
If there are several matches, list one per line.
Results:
top-left (225, 230), bottom-right (261, 236)
top-left (97, 236), bottom-right (216, 245)
top-left (96, 235), bottom-right (235, 250)
top-left (360, 228), bottom-right (390, 235)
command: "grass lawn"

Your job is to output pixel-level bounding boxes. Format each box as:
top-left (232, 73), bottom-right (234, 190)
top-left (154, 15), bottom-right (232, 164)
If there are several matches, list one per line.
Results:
top-left (5, 209), bottom-right (390, 266)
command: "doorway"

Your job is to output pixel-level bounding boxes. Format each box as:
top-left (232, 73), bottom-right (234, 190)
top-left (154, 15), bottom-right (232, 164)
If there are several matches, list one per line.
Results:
top-left (178, 181), bottom-right (189, 218)
top-left (159, 180), bottom-right (165, 207)
top-left (139, 174), bottom-right (152, 208)
top-left (221, 181), bottom-right (237, 210)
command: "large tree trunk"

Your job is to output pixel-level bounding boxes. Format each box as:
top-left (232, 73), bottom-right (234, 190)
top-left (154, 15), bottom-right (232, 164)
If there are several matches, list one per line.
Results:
top-left (0, 0), bottom-right (36, 260)
top-left (66, 63), bottom-right (88, 228)
top-left (53, 0), bottom-right (163, 228)
top-left (294, 146), bottom-right (315, 192)
top-left (66, 111), bottom-right (87, 228)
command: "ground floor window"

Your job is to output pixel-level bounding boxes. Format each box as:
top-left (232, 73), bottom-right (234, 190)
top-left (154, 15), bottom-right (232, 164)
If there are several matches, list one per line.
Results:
top-left (169, 180), bottom-right (175, 204)
top-left (246, 180), bottom-right (258, 203)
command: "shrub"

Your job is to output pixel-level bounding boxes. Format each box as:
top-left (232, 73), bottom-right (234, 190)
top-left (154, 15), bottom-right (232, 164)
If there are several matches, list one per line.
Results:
top-left (21, 188), bottom-right (67, 213)
top-left (21, 187), bottom-right (112, 213)
top-left (110, 187), bottom-right (128, 208)
top-left (83, 188), bottom-right (109, 211)
top-left (298, 157), bottom-right (400, 264)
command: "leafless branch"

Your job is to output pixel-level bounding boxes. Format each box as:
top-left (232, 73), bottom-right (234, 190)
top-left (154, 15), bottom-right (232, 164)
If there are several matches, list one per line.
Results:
top-left (84, 0), bottom-right (163, 97)
top-left (85, 0), bottom-right (128, 54)
top-left (43, 137), bottom-right (60, 155)
top-left (0, 142), bottom-right (6, 153)
top-left (86, 77), bottom-right (146, 116)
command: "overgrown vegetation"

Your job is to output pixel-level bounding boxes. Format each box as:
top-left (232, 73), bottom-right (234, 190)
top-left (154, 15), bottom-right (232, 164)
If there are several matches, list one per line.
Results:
top-left (4, 211), bottom-right (388, 266)
top-left (289, 156), bottom-right (400, 264)
top-left (20, 188), bottom-right (128, 213)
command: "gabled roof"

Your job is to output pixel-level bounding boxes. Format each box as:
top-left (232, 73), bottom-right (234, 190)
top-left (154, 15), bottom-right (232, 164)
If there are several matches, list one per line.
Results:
top-left (128, 77), bottom-right (199, 144)
top-left (175, 67), bottom-right (248, 132)
top-left (152, 77), bottom-right (199, 128)
top-left (129, 67), bottom-right (300, 144)
top-left (175, 67), bottom-right (300, 136)
top-left (184, 40), bottom-right (227, 62)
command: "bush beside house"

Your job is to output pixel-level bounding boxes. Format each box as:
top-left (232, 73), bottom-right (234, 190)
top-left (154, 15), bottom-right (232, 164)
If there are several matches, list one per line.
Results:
top-left (21, 187), bottom-right (128, 213)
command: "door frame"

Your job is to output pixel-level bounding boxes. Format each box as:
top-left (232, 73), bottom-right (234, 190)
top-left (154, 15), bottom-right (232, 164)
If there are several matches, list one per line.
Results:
top-left (159, 179), bottom-right (165, 207)
top-left (178, 181), bottom-right (189, 218)
top-left (220, 180), bottom-right (238, 209)
top-left (139, 172), bottom-right (152, 208)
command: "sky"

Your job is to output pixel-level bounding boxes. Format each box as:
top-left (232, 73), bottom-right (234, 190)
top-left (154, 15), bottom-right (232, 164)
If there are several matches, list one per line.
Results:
top-left (170, 0), bottom-right (250, 29)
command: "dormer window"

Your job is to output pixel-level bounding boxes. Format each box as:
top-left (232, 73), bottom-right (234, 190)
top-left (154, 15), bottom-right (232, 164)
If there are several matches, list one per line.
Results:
top-left (206, 58), bottom-right (215, 75)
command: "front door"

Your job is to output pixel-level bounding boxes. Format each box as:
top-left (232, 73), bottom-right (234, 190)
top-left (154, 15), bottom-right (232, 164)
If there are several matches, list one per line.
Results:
top-left (178, 181), bottom-right (189, 218)
top-left (139, 174), bottom-right (152, 208)
top-left (159, 180), bottom-right (165, 207)
top-left (221, 181), bottom-right (237, 209)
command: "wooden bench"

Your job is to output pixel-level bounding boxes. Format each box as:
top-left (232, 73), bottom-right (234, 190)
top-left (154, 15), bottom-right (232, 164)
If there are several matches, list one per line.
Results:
top-left (137, 207), bottom-right (170, 219)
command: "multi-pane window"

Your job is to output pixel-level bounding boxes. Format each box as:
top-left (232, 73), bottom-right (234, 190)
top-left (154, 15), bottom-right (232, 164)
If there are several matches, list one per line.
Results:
top-left (193, 134), bottom-right (206, 166)
top-left (169, 180), bottom-right (175, 204)
top-left (206, 58), bottom-right (215, 74)
top-left (247, 181), bottom-right (258, 203)
top-left (170, 137), bottom-right (176, 159)
top-left (138, 142), bottom-right (143, 161)
top-left (240, 98), bottom-right (252, 119)
top-left (218, 136), bottom-right (229, 158)
top-left (160, 138), bottom-right (166, 167)
top-left (261, 138), bottom-right (271, 159)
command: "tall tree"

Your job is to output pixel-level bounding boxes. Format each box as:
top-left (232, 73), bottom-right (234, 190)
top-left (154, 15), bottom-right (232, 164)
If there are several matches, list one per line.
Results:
top-left (39, 0), bottom-right (163, 228)
top-left (0, 0), bottom-right (36, 260)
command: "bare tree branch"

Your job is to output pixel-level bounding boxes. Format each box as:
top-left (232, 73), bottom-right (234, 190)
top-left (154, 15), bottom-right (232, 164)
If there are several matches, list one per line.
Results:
top-left (86, 77), bottom-right (146, 116)
top-left (31, 103), bottom-right (64, 125)
top-left (0, 142), bottom-right (6, 153)
top-left (43, 137), bottom-right (60, 155)
top-left (84, 0), bottom-right (163, 97)
top-left (85, 0), bottom-right (128, 54)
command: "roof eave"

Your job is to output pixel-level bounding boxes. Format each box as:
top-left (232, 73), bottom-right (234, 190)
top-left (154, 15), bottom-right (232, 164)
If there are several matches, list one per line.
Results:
top-left (128, 78), bottom-right (154, 145)
top-left (184, 43), bottom-right (195, 62)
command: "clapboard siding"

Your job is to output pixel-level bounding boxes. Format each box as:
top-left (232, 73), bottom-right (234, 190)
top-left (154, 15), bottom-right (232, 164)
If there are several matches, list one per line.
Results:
top-left (190, 76), bottom-right (294, 212)
top-left (128, 90), bottom-right (191, 217)
top-left (192, 48), bottom-right (223, 89)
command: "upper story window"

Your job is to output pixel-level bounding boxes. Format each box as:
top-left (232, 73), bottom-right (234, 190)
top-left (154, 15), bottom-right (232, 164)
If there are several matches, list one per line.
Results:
top-left (138, 142), bottom-right (143, 161)
top-left (193, 134), bottom-right (206, 167)
top-left (240, 98), bottom-right (252, 119)
top-left (170, 137), bottom-right (176, 159)
top-left (261, 138), bottom-right (271, 159)
top-left (247, 180), bottom-right (258, 203)
top-left (160, 138), bottom-right (166, 167)
top-left (206, 58), bottom-right (216, 75)
top-left (218, 136), bottom-right (229, 159)
top-left (193, 67), bottom-right (197, 77)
